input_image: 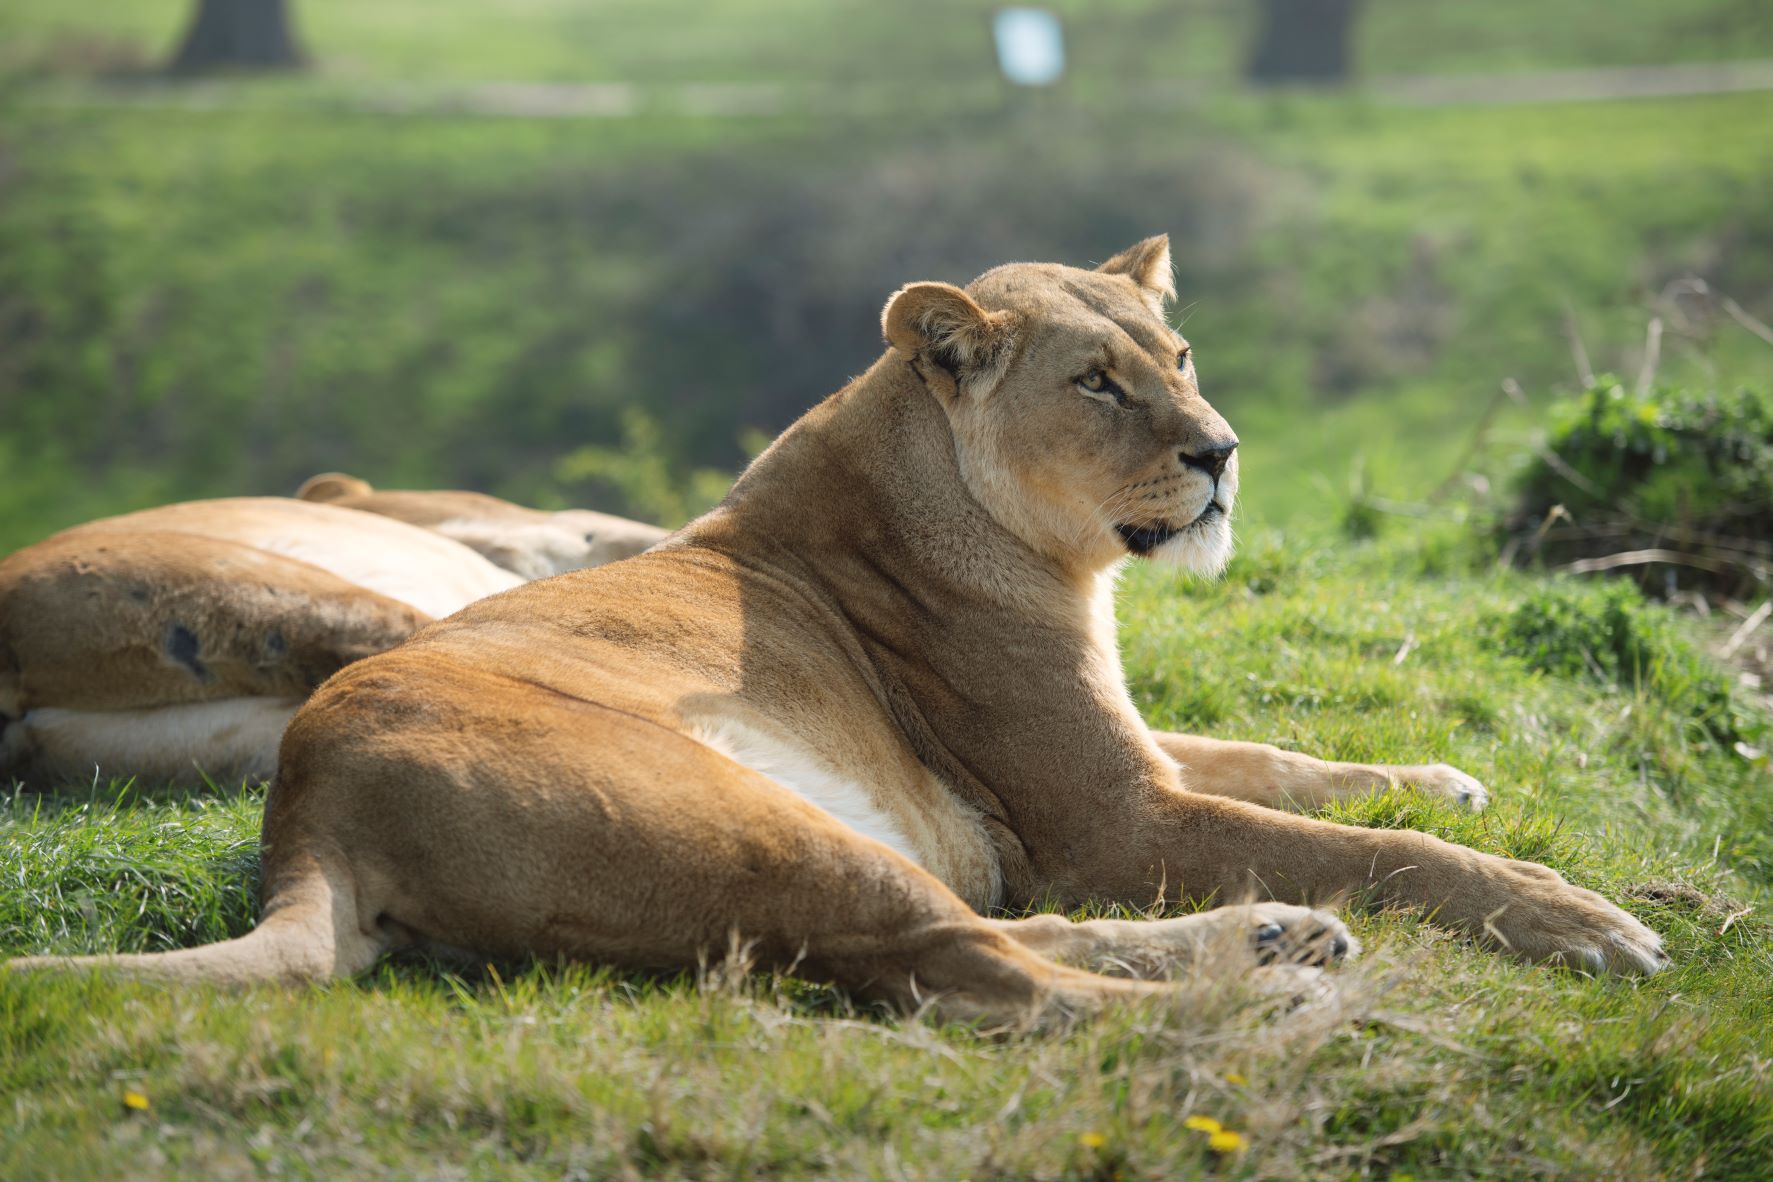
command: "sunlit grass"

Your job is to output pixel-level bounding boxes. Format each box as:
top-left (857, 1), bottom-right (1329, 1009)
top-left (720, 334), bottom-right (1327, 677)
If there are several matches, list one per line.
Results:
top-left (4, 532), bottom-right (1769, 1178)
top-left (2, 5), bottom-right (1770, 1175)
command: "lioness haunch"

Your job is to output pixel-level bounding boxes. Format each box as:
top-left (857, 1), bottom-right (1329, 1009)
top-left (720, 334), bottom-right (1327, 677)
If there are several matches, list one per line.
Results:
top-left (6, 238), bottom-right (1664, 1024)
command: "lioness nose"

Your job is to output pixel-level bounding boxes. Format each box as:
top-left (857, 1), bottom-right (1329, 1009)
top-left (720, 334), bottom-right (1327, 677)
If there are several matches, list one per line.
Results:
top-left (1181, 439), bottom-right (1237, 481)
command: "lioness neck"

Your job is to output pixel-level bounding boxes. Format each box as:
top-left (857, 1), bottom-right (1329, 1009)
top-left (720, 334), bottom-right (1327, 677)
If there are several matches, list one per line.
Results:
top-left (689, 353), bottom-right (1106, 637)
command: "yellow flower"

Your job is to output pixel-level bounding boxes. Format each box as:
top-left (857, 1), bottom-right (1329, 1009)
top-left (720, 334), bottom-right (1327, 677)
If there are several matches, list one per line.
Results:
top-left (1078, 1132), bottom-right (1108, 1149)
top-left (122, 1090), bottom-right (150, 1111)
top-left (1224, 1072), bottom-right (1249, 1086)
top-left (1183, 1115), bottom-right (1222, 1134)
top-left (1208, 1130), bottom-right (1248, 1153)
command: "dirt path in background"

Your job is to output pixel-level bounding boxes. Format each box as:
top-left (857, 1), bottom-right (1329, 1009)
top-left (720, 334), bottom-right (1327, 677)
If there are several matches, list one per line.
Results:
top-left (1371, 59), bottom-right (1773, 107)
top-left (17, 59), bottom-right (1773, 120)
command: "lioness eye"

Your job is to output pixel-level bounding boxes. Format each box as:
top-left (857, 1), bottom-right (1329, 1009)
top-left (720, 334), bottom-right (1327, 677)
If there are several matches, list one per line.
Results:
top-left (1079, 369), bottom-right (1109, 393)
top-left (1177, 347), bottom-right (1191, 370)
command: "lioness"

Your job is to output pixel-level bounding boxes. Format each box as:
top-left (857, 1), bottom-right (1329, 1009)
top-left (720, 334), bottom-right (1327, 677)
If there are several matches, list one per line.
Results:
top-left (0, 498), bottom-right (521, 786)
top-left (7, 239), bottom-right (1664, 1024)
top-left (295, 474), bottom-right (668, 579)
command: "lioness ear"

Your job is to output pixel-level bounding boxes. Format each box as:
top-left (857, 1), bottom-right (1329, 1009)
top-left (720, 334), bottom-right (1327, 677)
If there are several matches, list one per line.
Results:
top-left (1097, 235), bottom-right (1176, 311)
top-left (296, 472), bottom-right (374, 502)
top-left (881, 282), bottom-right (1016, 393)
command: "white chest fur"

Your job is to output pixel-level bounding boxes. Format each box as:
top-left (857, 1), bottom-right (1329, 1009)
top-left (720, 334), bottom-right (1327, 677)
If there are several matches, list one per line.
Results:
top-left (687, 714), bottom-right (1004, 911)
top-left (690, 717), bottom-right (924, 864)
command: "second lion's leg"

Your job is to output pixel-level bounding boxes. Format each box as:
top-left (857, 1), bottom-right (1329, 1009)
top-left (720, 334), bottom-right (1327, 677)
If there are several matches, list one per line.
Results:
top-left (1151, 731), bottom-right (1488, 812)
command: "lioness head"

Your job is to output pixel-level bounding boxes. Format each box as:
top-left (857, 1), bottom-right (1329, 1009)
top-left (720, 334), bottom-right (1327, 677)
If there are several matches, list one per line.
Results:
top-left (882, 235), bottom-right (1237, 577)
top-left (294, 472), bottom-right (377, 503)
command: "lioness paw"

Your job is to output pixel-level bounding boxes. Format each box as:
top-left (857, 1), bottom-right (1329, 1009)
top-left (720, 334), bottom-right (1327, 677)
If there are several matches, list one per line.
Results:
top-left (1478, 859), bottom-right (1668, 975)
top-left (1245, 902), bottom-right (1358, 967)
top-left (1407, 763), bottom-right (1489, 812)
top-left (1083, 904), bottom-right (1358, 977)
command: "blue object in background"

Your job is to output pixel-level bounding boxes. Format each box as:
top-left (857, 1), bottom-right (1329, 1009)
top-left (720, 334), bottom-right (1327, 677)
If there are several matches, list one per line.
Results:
top-left (992, 7), bottom-right (1065, 87)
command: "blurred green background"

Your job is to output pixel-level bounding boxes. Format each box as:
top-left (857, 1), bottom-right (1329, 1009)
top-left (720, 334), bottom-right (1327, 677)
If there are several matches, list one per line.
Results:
top-left (2, 0), bottom-right (1770, 552)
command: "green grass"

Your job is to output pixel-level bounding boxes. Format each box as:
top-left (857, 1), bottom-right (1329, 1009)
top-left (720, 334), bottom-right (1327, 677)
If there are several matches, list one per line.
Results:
top-left (1, 86), bottom-right (1769, 551)
top-left (4, 531), bottom-right (1770, 1179)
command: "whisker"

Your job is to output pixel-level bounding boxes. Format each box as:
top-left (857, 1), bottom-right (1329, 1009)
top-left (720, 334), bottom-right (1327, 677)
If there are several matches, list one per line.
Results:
top-left (1078, 483), bottom-right (1157, 550)
top-left (1065, 484), bottom-right (1129, 549)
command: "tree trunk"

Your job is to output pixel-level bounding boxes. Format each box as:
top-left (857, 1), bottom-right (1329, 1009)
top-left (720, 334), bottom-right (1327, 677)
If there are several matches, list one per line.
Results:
top-left (1246, 0), bottom-right (1361, 85)
top-left (169, 0), bottom-right (306, 74)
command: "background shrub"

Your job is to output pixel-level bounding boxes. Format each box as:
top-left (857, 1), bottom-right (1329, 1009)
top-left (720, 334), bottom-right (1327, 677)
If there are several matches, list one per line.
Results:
top-left (1506, 380), bottom-right (1773, 597)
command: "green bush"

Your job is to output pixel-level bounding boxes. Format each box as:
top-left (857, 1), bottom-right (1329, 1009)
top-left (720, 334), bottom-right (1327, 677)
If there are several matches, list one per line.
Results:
top-left (552, 409), bottom-right (739, 528)
top-left (1503, 578), bottom-right (1690, 681)
top-left (1526, 380), bottom-right (1773, 520)
top-left (1507, 380), bottom-right (1773, 594)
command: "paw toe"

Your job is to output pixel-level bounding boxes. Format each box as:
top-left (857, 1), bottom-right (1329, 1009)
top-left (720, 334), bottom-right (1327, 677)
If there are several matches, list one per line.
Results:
top-left (1435, 765), bottom-right (1489, 811)
top-left (1250, 907), bottom-right (1356, 967)
top-left (1248, 964), bottom-right (1337, 1006)
top-left (1606, 930), bottom-right (1669, 976)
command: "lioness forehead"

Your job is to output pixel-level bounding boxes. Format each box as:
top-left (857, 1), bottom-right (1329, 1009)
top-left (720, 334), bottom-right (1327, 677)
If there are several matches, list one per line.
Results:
top-left (968, 262), bottom-right (1176, 351)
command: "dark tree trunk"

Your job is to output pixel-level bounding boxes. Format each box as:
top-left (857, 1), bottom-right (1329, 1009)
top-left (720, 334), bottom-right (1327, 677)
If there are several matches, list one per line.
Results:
top-left (169, 0), bottom-right (306, 74)
top-left (1246, 0), bottom-right (1362, 84)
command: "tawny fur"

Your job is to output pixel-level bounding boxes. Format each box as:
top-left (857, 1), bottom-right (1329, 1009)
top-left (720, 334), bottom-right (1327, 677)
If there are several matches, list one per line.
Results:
top-left (6, 238), bottom-right (1664, 1026)
top-left (0, 498), bottom-right (519, 785)
top-left (296, 475), bottom-right (668, 579)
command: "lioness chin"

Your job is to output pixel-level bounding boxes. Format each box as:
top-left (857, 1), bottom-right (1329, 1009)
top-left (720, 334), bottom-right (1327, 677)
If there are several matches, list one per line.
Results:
top-left (5, 237), bottom-right (1664, 1025)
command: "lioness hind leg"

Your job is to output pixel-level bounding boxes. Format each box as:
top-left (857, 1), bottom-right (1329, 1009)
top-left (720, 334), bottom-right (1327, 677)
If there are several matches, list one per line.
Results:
top-left (271, 672), bottom-right (1166, 1029)
top-left (1153, 731), bottom-right (1489, 812)
top-left (991, 903), bottom-right (1356, 979)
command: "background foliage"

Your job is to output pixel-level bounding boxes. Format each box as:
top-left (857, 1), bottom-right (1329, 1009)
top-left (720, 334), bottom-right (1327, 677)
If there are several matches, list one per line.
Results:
top-left (1, 1), bottom-right (1771, 547)
top-left (1508, 381), bottom-right (1773, 596)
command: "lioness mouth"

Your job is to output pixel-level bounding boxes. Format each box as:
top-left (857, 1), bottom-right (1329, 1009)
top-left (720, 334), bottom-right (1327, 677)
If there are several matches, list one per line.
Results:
top-left (1116, 502), bottom-right (1223, 555)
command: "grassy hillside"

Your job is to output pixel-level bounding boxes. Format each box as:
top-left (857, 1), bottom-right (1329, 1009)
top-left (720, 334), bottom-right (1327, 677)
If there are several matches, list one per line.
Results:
top-left (4, 534), bottom-right (1770, 1178)
top-left (2, 2), bottom-right (1772, 554)
top-left (2, 86), bottom-right (1769, 552)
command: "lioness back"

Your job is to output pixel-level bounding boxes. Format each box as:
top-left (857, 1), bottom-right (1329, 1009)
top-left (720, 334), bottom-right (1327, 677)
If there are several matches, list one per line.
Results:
top-left (296, 473), bottom-right (669, 578)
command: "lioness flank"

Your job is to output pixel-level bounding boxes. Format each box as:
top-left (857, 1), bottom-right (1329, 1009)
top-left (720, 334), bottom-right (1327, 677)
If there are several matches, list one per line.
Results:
top-left (0, 497), bottom-right (521, 787)
top-left (5, 238), bottom-right (1665, 1024)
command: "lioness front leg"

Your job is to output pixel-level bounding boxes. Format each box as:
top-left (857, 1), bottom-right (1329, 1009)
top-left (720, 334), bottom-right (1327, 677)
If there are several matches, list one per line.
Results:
top-left (990, 903), bottom-right (1357, 978)
top-left (1152, 731), bottom-right (1488, 812)
top-left (1085, 791), bottom-right (1663, 974)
